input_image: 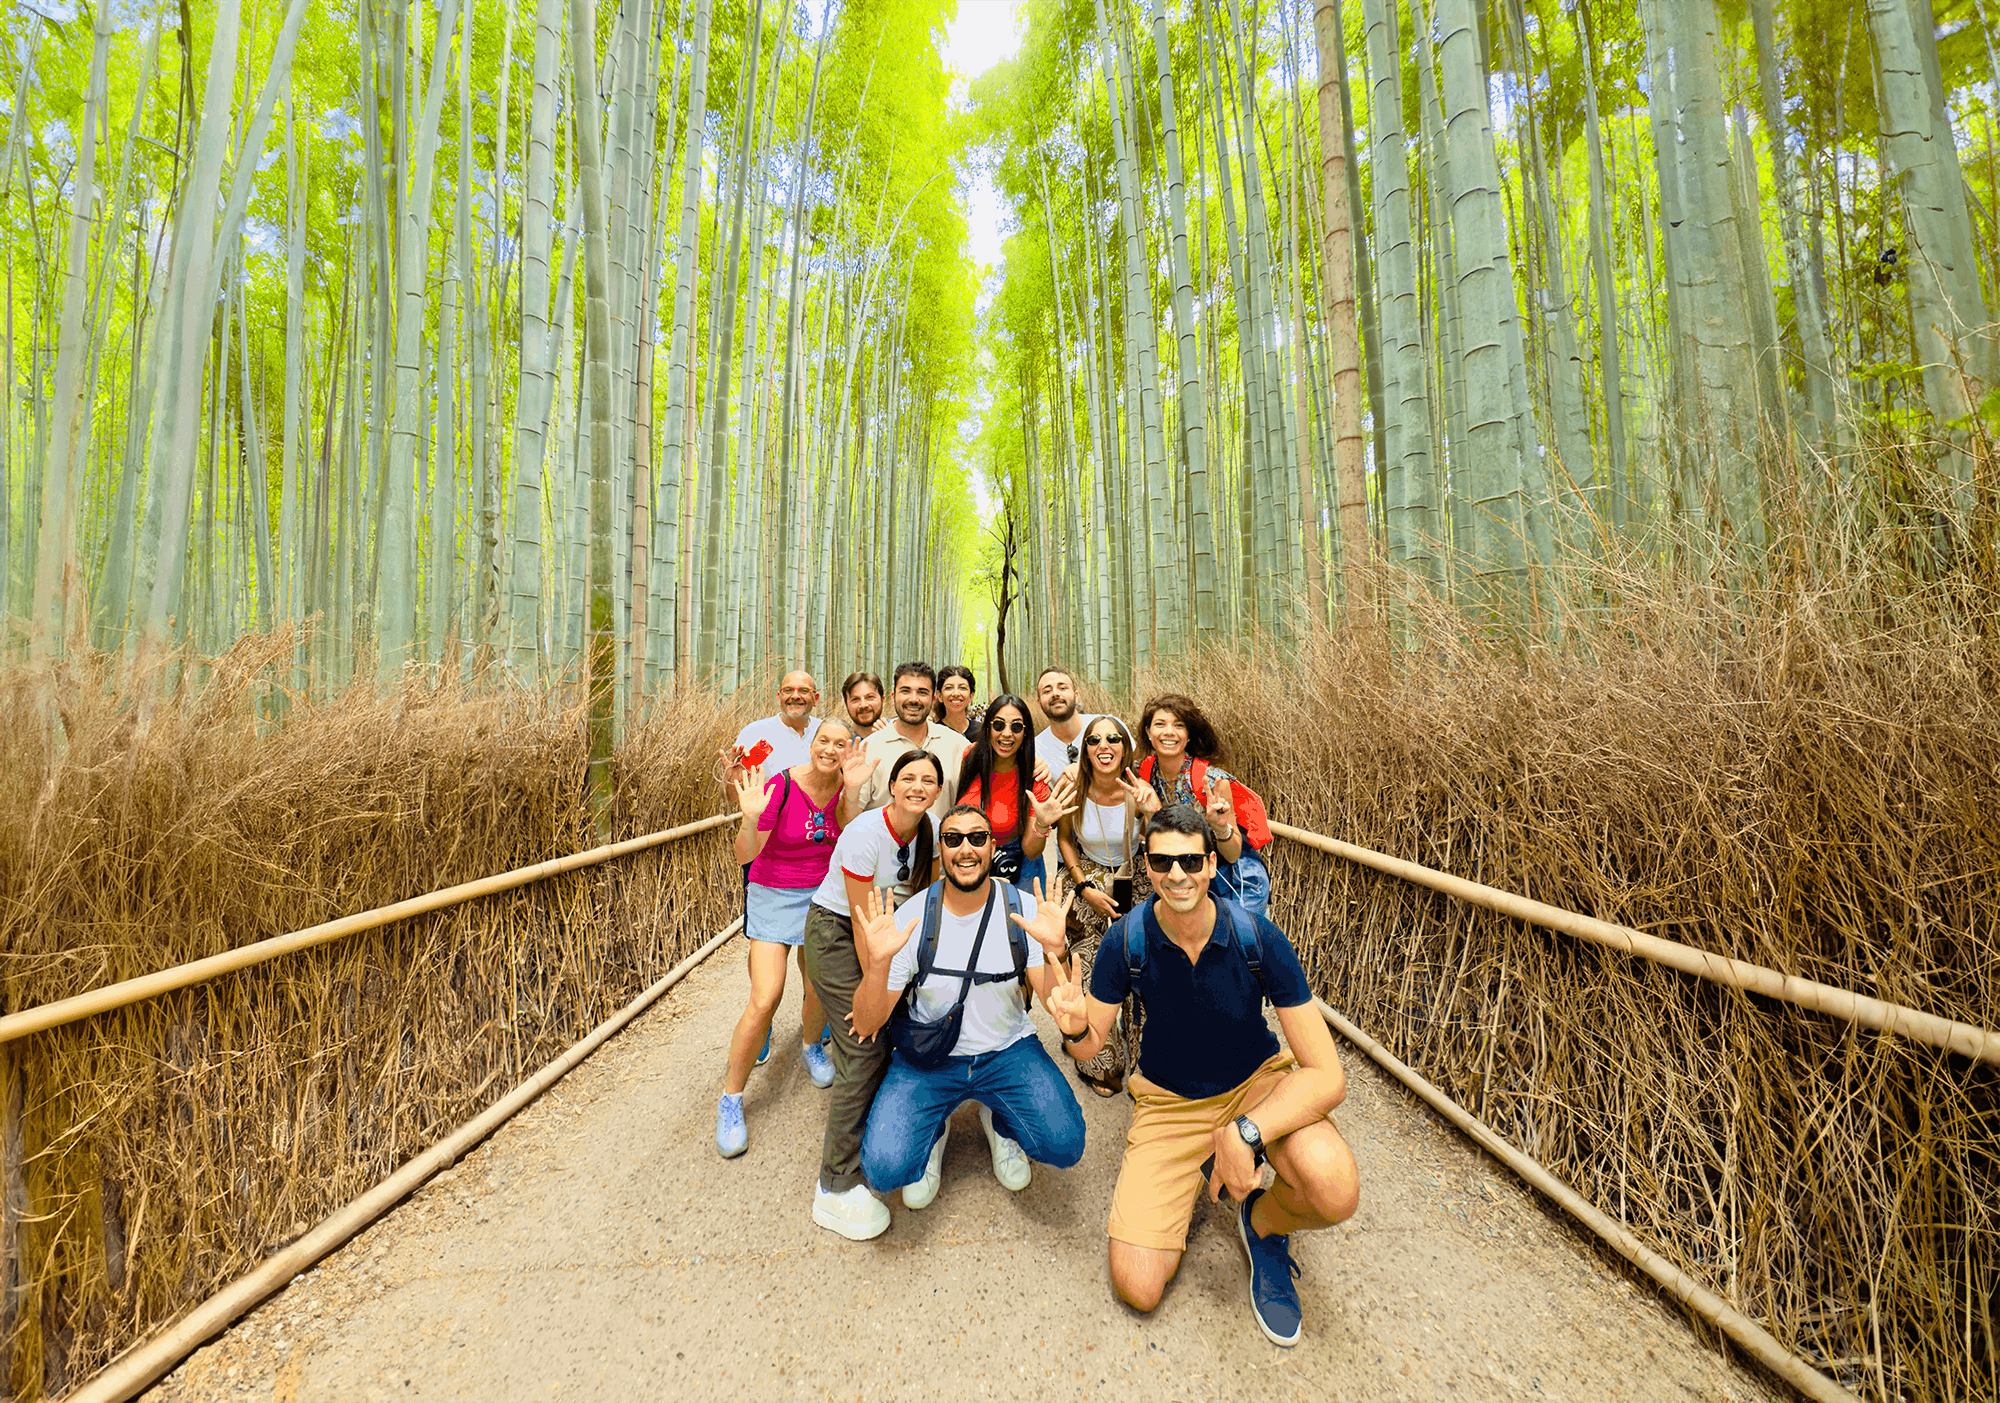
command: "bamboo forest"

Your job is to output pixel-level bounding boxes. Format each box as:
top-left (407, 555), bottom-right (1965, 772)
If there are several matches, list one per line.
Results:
top-left (4, 0), bottom-right (2000, 1398)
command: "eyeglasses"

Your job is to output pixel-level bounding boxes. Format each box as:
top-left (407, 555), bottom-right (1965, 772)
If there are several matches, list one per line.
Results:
top-left (896, 840), bottom-right (912, 884)
top-left (989, 719), bottom-right (1028, 736)
top-left (807, 811), bottom-right (830, 845)
top-left (1144, 851), bottom-right (1210, 875)
top-left (940, 830), bottom-right (992, 849)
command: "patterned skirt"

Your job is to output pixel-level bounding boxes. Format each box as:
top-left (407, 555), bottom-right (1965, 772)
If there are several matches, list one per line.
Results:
top-left (1062, 853), bottom-right (1151, 1089)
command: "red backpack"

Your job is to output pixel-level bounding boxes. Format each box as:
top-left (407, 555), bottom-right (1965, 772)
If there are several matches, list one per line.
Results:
top-left (1136, 755), bottom-right (1274, 851)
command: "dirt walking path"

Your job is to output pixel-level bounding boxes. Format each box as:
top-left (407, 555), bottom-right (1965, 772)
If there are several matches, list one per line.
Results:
top-left (149, 935), bottom-right (1776, 1403)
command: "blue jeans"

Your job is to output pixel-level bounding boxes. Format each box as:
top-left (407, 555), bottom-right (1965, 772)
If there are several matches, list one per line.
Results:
top-left (861, 1035), bottom-right (1086, 1192)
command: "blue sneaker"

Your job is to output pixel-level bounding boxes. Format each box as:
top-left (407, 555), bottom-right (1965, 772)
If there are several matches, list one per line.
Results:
top-left (716, 1093), bottom-right (747, 1158)
top-left (801, 1039), bottom-right (835, 1089)
top-left (754, 1030), bottom-right (771, 1066)
top-left (1237, 1188), bottom-right (1302, 1346)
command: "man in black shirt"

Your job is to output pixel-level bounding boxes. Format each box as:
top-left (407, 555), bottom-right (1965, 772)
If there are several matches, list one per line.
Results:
top-left (1047, 805), bottom-right (1360, 1347)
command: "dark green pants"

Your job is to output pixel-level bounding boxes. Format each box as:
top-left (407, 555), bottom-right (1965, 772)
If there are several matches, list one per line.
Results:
top-left (802, 902), bottom-right (889, 1193)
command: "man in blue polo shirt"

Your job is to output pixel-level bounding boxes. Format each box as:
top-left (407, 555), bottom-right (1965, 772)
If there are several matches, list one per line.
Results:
top-left (1046, 804), bottom-right (1360, 1346)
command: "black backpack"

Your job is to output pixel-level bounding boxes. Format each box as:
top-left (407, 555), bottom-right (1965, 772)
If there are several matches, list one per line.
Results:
top-left (1117, 895), bottom-right (1270, 1005)
top-left (886, 881), bottom-right (1027, 1070)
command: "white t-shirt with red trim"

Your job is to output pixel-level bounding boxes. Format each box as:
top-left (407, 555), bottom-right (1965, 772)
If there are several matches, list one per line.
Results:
top-left (810, 805), bottom-right (939, 917)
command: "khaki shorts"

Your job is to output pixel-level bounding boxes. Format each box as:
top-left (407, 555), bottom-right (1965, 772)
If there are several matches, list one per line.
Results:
top-left (1108, 1051), bottom-right (1299, 1251)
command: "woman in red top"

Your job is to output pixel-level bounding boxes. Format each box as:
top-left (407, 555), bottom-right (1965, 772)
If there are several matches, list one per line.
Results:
top-left (955, 693), bottom-right (1072, 890)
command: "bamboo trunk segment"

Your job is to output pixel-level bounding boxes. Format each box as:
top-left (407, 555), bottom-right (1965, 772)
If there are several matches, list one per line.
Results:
top-left (57, 918), bottom-right (744, 1403)
top-left (0, 813), bottom-right (737, 1046)
top-left (1315, 998), bottom-right (1862, 1403)
top-left (1269, 820), bottom-right (2000, 1068)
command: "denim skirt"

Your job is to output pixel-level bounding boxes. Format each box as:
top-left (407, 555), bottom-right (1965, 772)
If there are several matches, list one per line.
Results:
top-left (745, 882), bottom-right (817, 946)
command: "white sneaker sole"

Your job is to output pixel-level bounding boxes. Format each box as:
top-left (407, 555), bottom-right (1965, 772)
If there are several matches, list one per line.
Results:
top-left (1237, 1206), bottom-right (1302, 1347)
top-left (812, 1198), bottom-right (889, 1242)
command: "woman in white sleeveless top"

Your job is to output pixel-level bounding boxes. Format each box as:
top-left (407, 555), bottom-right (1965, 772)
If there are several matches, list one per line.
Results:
top-left (1051, 716), bottom-right (1157, 1095)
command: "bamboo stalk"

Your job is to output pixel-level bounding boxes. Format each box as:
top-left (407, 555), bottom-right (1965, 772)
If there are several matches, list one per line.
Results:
top-left (0, 813), bottom-right (735, 1046)
top-left (1270, 820), bottom-right (2000, 1068)
top-left (1313, 998), bottom-right (1862, 1403)
top-left (57, 917), bottom-right (745, 1403)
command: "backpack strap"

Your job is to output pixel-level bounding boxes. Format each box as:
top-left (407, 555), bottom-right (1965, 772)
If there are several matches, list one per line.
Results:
top-left (999, 883), bottom-right (1030, 998)
top-left (1218, 897), bottom-right (1269, 1005)
top-left (912, 880), bottom-right (948, 984)
top-left (1122, 900), bottom-right (1150, 981)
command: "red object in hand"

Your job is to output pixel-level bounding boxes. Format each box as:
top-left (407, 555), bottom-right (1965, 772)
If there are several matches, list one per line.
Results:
top-left (741, 739), bottom-right (774, 769)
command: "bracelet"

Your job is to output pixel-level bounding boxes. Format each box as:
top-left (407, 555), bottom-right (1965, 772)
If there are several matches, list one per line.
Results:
top-left (1060, 1025), bottom-right (1092, 1045)
top-left (1031, 821), bottom-right (1052, 836)
top-left (1211, 825), bottom-right (1237, 842)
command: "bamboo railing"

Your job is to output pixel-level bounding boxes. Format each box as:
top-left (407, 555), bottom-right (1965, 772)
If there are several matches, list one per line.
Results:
top-left (1268, 819), bottom-right (2000, 1068)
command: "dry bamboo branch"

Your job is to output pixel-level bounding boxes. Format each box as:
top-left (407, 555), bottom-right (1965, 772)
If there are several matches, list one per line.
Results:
top-left (1271, 820), bottom-right (2000, 1068)
top-left (56, 917), bottom-right (745, 1403)
top-left (0, 813), bottom-right (737, 1046)
top-left (1315, 997), bottom-right (1863, 1403)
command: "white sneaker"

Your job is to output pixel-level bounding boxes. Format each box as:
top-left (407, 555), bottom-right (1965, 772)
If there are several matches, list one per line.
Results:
top-left (903, 1123), bottom-right (949, 1210)
top-left (812, 1182), bottom-right (890, 1241)
top-left (978, 1104), bottom-right (1031, 1192)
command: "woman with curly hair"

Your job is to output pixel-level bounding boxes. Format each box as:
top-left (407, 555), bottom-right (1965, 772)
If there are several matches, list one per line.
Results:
top-left (1051, 715), bottom-right (1154, 1095)
top-left (1133, 693), bottom-right (1275, 915)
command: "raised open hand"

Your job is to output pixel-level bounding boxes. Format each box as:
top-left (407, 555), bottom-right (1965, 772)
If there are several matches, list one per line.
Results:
top-left (1030, 770), bottom-right (1080, 832)
top-left (839, 748), bottom-right (879, 793)
top-left (854, 883), bottom-right (920, 971)
top-left (1119, 767), bottom-right (1162, 818)
top-left (1046, 951), bottom-right (1089, 1038)
top-left (1011, 868), bottom-right (1075, 963)
top-left (1204, 774), bottom-right (1237, 838)
top-left (730, 762), bottom-right (769, 819)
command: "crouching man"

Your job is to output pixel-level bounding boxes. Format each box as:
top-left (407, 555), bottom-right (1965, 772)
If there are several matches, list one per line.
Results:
top-left (848, 804), bottom-right (1086, 1213)
top-left (1047, 804), bottom-right (1360, 1346)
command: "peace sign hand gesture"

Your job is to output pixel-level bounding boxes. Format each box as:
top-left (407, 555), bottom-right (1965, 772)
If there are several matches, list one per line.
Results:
top-left (1119, 767), bottom-right (1162, 818)
top-left (1011, 868), bottom-right (1075, 965)
top-left (1204, 775), bottom-right (1238, 840)
top-left (1045, 951), bottom-right (1089, 1040)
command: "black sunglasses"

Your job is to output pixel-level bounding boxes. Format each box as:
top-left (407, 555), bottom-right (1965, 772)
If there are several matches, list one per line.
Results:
top-left (989, 718), bottom-right (1028, 736)
top-left (1145, 851), bottom-right (1210, 875)
top-left (896, 840), bottom-right (912, 884)
top-left (940, 830), bottom-right (992, 849)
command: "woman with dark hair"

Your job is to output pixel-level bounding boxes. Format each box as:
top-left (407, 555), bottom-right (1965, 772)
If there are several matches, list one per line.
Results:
top-left (1133, 693), bottom-right (1276, 915)
top-left (955, 694), bottom-right (1071, 892)
top-left (1051, 715), bottom-right (1155, 1095)
top-left (801, 747), bottom-right (943, 1241)
top-left (934, 664), bottom-right (984, 741)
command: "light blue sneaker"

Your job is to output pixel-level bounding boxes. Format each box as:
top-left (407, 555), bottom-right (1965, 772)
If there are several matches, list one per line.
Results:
top-left (716, 1094), bottom-right (747, 1158)
top-left (754, 1030), bottom-right (771, 1066)
top-left (801, 1039), bottom-right (834, 1089)
top-left (1238, 1188), bottom-right (1302, 1346)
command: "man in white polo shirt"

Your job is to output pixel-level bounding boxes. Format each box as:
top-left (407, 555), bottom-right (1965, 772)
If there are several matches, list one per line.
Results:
top-left (730, 671), bottom-right (823, 777)
top-left (857, 662), bottom-right (966, 819)
top-left (1034, 666), bottom-right (1095, 783)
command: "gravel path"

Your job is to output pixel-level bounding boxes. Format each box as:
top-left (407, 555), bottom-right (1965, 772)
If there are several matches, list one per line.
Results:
top-left (148, 934), bottom-right (1777, 1403)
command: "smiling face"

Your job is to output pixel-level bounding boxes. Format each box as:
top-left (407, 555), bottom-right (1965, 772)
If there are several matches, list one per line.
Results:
top-left (1081, 721), bottom-right (1129, 779)
top-left (939, 811), bottom-right (995, 892)
top-left (808, 720), bottom-right (852, 773)
top-left (893, 675), bottom-right (935, 726)
top-left (777, 671), bottom-right (819, 724)
top-left (1036, 671), bottom-right (1078, 724)
top-left (1146, 830), bottom-right (1214, 914)
top-left (1146, 708), bottom-right (1188, 761)
top-left (889, 755), bottom-right (942, 815)
top-left (844, 682), bottom-right (883, 729)
top-left (985, 702), bottom-right (1030, 761)
top-left (939, 675), bottom-right (973, 717)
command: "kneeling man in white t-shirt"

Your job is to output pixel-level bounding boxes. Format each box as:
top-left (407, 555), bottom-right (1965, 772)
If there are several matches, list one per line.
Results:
top-left (848, 804), bottom-right (1087, 1214)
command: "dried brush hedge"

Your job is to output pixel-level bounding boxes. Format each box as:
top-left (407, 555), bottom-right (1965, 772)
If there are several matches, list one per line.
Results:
top-left (0, 637), bottom-right (758, 1397)
top-left (1149, 558), bottom-right (2000, 1403)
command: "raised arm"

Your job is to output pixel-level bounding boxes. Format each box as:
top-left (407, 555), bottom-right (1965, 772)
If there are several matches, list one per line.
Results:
top-left (849, 887), bottom-right (923, 1039)
top-left (730, 765), bottom-right (775, 865)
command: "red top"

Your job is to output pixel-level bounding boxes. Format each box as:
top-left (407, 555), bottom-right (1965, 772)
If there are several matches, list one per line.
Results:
top-left (959, 768), bottom-right (1051, 843)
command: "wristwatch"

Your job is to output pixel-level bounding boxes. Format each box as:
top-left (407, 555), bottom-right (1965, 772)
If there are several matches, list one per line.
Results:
top-left (1234, 1115), bottom-right (1267, 1165)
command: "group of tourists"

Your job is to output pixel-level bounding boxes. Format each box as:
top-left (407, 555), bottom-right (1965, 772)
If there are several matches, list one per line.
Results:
top-left (715, 663), bottom-right (1360, 1348)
